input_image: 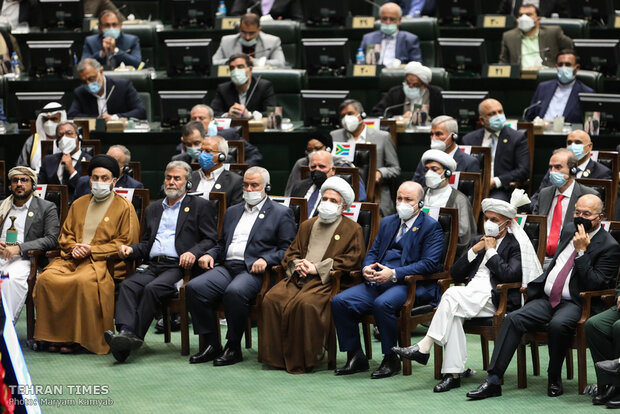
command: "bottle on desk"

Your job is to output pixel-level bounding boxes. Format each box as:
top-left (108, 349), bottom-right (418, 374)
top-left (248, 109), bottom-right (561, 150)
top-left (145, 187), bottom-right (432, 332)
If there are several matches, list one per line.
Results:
top-left (217, 1), bottom-right (227, 16)
top-left (11, 52), bottom-right (20, 77)
top-left (356, 48), bottom-right (365, 65)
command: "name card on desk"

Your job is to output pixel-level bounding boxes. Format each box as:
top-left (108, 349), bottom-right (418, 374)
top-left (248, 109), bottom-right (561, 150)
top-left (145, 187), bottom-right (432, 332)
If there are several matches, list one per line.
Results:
top-left (217, 65), bottom-right (231, 77)
top-left (353, 65), bottom-right (377, 77)
top-left (482, 15), bottom-right (507, 28)
top-left (221, 17), bottom-right (240, 30)
top-left (615, 16), bottom-right (620, 29)
top-left (352, 16), bottom-right (374, 29)
top-left (486, 64), bottom-right (513, 78)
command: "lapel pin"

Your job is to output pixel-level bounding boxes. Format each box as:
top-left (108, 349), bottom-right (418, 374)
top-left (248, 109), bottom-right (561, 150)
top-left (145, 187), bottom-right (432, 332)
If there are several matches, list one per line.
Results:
top-left (411, 227), bottom-right (418, 232)
top-left (583, 170), bottom-right (590, 177)
top-left (334, 234), bottom-right (340, 240)
top-left (503, 139), bottom-right (508, 143)
top-left (104, 217), bottom-right (109, 222)
top-left (184, 207), bottom-right (190, 212)
top-left (215, 184), bottom-right (221, 190)
top-left (258, 213), bottom-right (265, 219)
top-left (28, 212), bottom-right (34, 217)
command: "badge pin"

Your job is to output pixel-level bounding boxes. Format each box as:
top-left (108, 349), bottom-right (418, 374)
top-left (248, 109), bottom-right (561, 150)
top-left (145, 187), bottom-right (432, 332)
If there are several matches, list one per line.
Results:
top-left (104, 217), bottom-right (110, 222)
top-left (215, 184), bottom-right (221, 189)
top-left (411, 227), bottom-right (418, 232)
top-left (334, 234), bottom-right (340, 241)
top-left (28, 212), bottom-right (34, 217)
top-left (503, 139), bottom-right (508, 143)
top-left (259, 213), bottom-right (265, 219)
top-left (184, 207), bottom-right (190, 212)
top-left (583, 170), bottom-right (590, 177)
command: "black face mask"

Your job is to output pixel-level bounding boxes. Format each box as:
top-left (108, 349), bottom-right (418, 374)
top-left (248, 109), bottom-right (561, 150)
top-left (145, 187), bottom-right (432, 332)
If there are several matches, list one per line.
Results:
top-left (310, 170), bottom-right (327, 187)
top-left (574, 216), bottom-right (593, 232)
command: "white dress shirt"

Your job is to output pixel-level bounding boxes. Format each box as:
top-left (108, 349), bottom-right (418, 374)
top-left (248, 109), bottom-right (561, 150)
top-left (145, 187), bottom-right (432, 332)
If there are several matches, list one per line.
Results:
top-left (347, 125), bottom-right (368, 143)
top-left (576, 158), bottom-right (589, 178)
top-left (543, 80), bottom-right (575, 120)
top-left (466, 236), bottom-right (505, 292)
top-left (303, 183), bottom-right (320, 217)
top-left (196, 166), bottom-right (225, 199)
top-left (149, 195), bottom-right (186, 259)
top-left (0, 197), bottom-right (33, 245)
top-left (226, 196), bottom-right (268, 261)
top-left (56, 149), bottom-right (82, 183)
top-left (1, 0), bottom-right (19, 30)
top-left (482, 129), bottom-right (502, 188)
top-left (380, 31), bottom-right (398, 67)
top-left (546, 180), bottom-right (574, 236)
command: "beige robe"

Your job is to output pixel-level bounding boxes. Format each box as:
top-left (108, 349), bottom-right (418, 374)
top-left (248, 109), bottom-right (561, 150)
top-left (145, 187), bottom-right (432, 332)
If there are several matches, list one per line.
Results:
top-left (33, 193), bottom-right (139, 354)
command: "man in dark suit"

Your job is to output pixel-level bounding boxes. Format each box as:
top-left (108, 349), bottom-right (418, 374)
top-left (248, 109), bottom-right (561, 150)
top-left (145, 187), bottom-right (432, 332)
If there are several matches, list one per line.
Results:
top-left (497, 0), bottom-right (569, 17)
top-left (468, 194), bottom-right (620, 399)
top-left (38, 121), bottom-right (92, 201)
top-left (371, 61), bottom-right (442, 120)
top-left (290, 150), bottom-right (336, 217)
top-left (210, 53), bottom-right (277, 118)
top-left (81, 10), bottom-right (141, 69)
top-left (73, 145), bottom-right (143, 202)
top-left (105, 161), bottom-right (218, 363)
top-left (462, 98), bottom-right (530, 201)
top-left (412, 115), bottom-right (481, 184)
top-left (526, 50), bottom-right (594, 123)
top-left (171, 121), bottom-right (206, 165)
top-left (230, 0), bottom-right (303, 21)
top-left (185, 167), bottom-right (296, 365)
top-left (331, 181), bottom-right (444, 379)
top-left (396, 0), bottom-right (436, 17)
top-left (68, 58), bottom-right (147, 120)
top-left (360, 2), bottom-right (422, 66)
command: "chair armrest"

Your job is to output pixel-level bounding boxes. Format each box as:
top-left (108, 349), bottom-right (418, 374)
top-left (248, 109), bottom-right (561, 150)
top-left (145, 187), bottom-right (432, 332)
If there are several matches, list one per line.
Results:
top-left (329, 270), bottom-right (344, 298)
top-left (401, 271), bottom-right (450, 316)
top-left (45, 249), bottom-right (60, 258)
top-left (255, 265), bottom-right (278, 306)
top-left (437, 277), bottom-right (454, 292)
top-left (578, 289), bottom-right (616, 324)
top-left (493, 282), bottom-right (523, 321)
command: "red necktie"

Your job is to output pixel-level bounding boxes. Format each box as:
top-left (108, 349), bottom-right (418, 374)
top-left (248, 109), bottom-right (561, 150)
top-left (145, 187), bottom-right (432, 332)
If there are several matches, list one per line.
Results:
top-left (549, 250), bottom-right (577, 308)
top-left (546, 194), bottom-right (565, 257)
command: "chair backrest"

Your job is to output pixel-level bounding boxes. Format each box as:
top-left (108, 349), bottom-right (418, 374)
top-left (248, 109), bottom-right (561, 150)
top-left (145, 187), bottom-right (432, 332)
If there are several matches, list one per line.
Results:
top-left (73, 120), bottom-right (91, 140)
top-left (536, 68), bottom-right (603, 91)
top-left (437, 207), bottom-right (459, 271)
top-left (137, 92), bottom-right (152, 121)
top-left (456, 172), bottom-right (482, 220)
top-left (41, 139), bottom-right (101, 158)
top-left (300, 166), bottom-right (361, 201)
top-left (577, 178), bottom-right (614, 219)
top-left (227, 140), bottom-right (245, 163)
top-left (228, 163), bottom-right (249, 177)
top-left (81, 161), bottom-right (142, 181)
top-left (252, 69), bottom-right (307, 120)
top-left (260, 20), bottom-right (302, 67)
top-left (468, 146), bottom-right (492, 199)
top-left (44, 184), bottom-right (68, 226)
top-left (131, 188), bottom-right (150, 238)
top-left (354, 143), bottom-right (378, 203)
top-left (230, 119), bottom-right (250, 141)
top-left (357, 202), bottom-right (380, 252)
top-left (523, 214), bottom-right (547, 266)
top-left (379, 119), bottom-right (398, 147)
top-left (270, 196), bottom-right (308, 230)
top-left (517, 122), bottom-right (534, 194)
top-left (118, 24), bottom-right (157, 67)
top-left (595, 151), bottom-right (619, 204)
top-left (0, 161), bottom-right (4, 185)
top-left (608, 221), bottom-right (620, 249)
top-left (378, 66), bottom-right (449, 91)
top-left (208, 191), bottom-right (226, 238)
top-left (540, 17), bottom-right (589, 39)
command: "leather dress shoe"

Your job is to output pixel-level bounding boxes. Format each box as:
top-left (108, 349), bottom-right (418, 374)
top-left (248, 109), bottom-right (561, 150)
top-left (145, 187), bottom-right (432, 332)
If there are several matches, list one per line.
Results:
top-left (391, 344), bottom-right (430, 366)
top-left (189, 345), bottom-right (223, 364)
top-left (597, 359), bottom-right (620, 376)
top-left (334, 351), bottom-right (369, 376)
top-left (213, 345), bottom-right (243, 366)
top-left (466, 380), bottom-right (502, 400)
top-left (371, 354), bottom-right (401, 379)
top-left (547, 377), bottom-right (563, 397)
top-left (593, 385), bottom-right (619, 405)
top-left (109, 330), bottom-right (143, 352)
top-left (111, 350), bottom-right (130, 363)
top-left (606, 395), bottom-right (620, 409)
top-left (434, 375), bottom-right (461, 393)
top-left (154, 314), bottom-right (181, 334)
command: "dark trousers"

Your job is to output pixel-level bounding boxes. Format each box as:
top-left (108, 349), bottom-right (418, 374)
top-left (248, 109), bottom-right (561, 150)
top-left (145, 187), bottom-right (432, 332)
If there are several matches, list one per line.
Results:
top-left (488, 297), bottom-right (582, 379)
top-left (586, 306), bottom-right (620, 387)
top-left (115, 262), bottom-right (184, 339)
top-left (185, 260), bottom-right (262, 347)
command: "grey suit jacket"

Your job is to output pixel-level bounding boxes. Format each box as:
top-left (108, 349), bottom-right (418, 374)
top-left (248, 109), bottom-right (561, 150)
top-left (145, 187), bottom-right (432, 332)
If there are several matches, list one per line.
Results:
top-left (533, 181), bottom-right (598, 219)
top-left (212, 32), bottom-right (286, 67)
top-left (499, 25), bottom-right (573, 67)
top-left (445, 187), bottom-right (477, 258)
top-left (330, 127), bottom-right (401, 216)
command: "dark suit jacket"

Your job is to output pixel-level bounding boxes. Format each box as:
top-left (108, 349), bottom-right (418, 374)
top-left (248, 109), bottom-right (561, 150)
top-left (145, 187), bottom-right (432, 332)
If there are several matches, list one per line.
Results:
top-left (68, 76), bottom-right (147, 120)
top-left (206, 197), bottom-right (297, 271)
top-left (412, 147), bottom-right (481, 184)
top-left (38, 152), bottom-right (93, 199)
top-left (210, 77), bottom-right (277, 116)
top-left (497, 0), bottom-right (569, 17)
top-left (527, 223), bottom-right (620, 313)
top-left (451, 234), bottom-right (522, 311)
top-left (190, 168), bottom-right (243, 207)
top-left (173, 127), bottom-right (263, 166)
top-left (230, 0), bottom-right (303, 20)
top-left (290, 178), bottom-right (313, 199)
top-left (499, 25), bottom-right (573, 67)
top-left (81, 32), bottom-right (142, 68)
top-left (371, 84), bottom-right (443, 118)
top-left (72, 174), bottom-right (144, 202)
top-left (128, 195), bottom-right (218, 270)
top-left (360, 30), bottom-right (422, 64)
top-left (532, 180), bottom-right (598, 218)
top-left (526, 79), bottom-right (594, 123)
top-left (396, 0), bottom-right (436, 16)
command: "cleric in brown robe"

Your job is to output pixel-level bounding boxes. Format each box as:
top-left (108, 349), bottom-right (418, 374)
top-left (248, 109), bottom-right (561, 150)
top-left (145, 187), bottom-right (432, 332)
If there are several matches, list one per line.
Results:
top-left (33, 154), bottom-right (139, 354)
top-left (259, 176), bottom-right (365, 373)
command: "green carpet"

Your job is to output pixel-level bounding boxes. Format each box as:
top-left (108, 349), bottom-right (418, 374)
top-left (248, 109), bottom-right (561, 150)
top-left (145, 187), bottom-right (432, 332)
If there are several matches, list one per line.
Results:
top-left (15, 320), bottom-right (605, 413)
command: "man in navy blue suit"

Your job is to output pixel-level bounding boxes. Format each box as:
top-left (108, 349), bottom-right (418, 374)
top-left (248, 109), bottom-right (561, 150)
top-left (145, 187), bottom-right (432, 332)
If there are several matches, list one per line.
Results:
top-left (397, 0), bottom-right (436, 17)
top-left (525, 50), bottom-right (594, 124)
top-left (462, 98), bottom-right (530, 202)
top-left (81, 10), bottom-right (141, 69)
top-left (331, 181), bottom-right (444, 379)
top-left (360, 2), bottom-right (422, 67)
top-left (185, 167), bottom-right (297, 366)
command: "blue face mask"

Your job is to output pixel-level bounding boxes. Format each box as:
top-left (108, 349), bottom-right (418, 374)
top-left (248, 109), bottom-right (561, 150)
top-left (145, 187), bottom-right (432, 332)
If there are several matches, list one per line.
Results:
top-left (380, 23), bottom-right (397, 36)
top-left (87, 81), bottom-right (102, 95)
top-left (239, 37), bottom-right (257, 47)
top-left (403, 84), bottom-right (421, 100)
top-left (557, 66), bottom-right (575, 84)
top-left (103, 28), bottom-right (120, 40)
top-left (198, 152), bottom-right (216, 170)
top-left (488, 114), bottom-right (506, 132)
top-left (549, 171), bottom-right (568, 187)
top-left (207, 121), bottom-right (218, 137)
top-left (186, 146), bottom-right (201, 159)
top-left (567, 143), bottom-right (585, 160)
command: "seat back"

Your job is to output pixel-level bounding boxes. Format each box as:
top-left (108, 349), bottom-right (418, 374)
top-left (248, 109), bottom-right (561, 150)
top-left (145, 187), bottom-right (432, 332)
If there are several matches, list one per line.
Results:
top-left (354, 143), bottom-right (377, 203)
top-left (540, 17), bottom-right (589, 39)
top-left (608, 221), bottom-right (620, 250)
top-left (468, 146), bottom-right (492, 199)
top-left (357, 202), bottom-right (380, 252)
top-left (270, 196), bottom-right (308, 230)
top-left (260, 21), bottom-right (302, 67)
top-left (130, 188), bottom-right (150, 238)
top-left (228, 163), bottom-right (249, 177)
top-left (43, 184), bottom-right (69, 226)
top-left (379, 66), bottom-right (449, 91)
top-left (137, 92), bottom-right (152, 121)
top-left (536, 68), bottom-right (603, 91)
top-left (595, 151), bottom-right (619, 204)
top-left (0, 161), bottom-right (4, 186)
top-left (120, 23), bottom-right (157, 67)
top-left (456, 172), bottom-right (482, 220)
top-left (252, 69), bottom-right (307, 120)
top-left (437, 207), bottom-right (459, 271)
top-left (41, 139), bottom-right (102, 159)
top-left (227, 140), bottom-right (245, 163)
top-left (300, 166), bottom-right (361, 201)
top-left (517, 122), bottom-right (534, 194)
top-left (523, 214), bottom-right (547, 266)
top-left (577, 178), bottom-right (614, 219)
top-left (208, 191), bottom-right (226, 238)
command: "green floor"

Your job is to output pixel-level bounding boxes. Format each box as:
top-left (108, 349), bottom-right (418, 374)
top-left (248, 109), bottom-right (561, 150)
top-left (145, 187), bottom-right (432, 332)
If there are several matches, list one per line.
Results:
top-left (15, 319), bottom-right (605, 414)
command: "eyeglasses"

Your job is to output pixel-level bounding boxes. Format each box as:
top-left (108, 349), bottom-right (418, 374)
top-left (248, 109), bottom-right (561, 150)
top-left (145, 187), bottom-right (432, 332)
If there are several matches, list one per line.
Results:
top-left (11, 177), bottom-right (29, 184)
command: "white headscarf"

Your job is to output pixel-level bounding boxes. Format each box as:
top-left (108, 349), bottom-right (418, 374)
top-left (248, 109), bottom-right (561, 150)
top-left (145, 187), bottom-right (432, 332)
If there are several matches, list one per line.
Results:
top-left (0, 166), bottom-right (38, 225)
top-left (30, 102), bottom-right (67, 171)
top-left (404, 61), bottom-right (432, 84)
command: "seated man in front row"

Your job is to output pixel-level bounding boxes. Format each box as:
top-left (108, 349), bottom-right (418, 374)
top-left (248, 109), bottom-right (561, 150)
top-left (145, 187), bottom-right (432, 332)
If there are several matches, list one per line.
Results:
top-left (331, 181), bottom-right (444, 379)
top-left (468, 194), bottom-right (620, 400)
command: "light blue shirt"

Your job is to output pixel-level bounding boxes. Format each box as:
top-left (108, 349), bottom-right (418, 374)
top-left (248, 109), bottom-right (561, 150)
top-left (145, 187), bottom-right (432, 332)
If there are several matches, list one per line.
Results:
top-left (380, 31), bottom-right (398, 66)
top-left (148, 195), bottom-right (185, 259)
top-left (543, 80), bottom-right (575, 120)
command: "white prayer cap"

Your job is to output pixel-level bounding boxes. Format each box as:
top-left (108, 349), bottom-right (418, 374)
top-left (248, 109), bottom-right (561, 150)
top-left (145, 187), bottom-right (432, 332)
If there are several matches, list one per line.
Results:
top-left (421, 149), bottom-right (456, 171)
top-left (404, 61), bottom-right (432, 84)
top-left (482, 188), bottom-right (531, 220)
top-left (321, 176), bottom-right (355, 206)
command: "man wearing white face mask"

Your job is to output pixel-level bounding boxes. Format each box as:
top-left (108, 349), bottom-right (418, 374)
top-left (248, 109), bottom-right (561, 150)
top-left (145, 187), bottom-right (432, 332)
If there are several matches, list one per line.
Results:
top-left (38, 121), bottom-right (92, 200)
top-left (525, 50), bottom-right (594, 123)
top-left (499, 3), bottom-right (572, 68)
top-left (81, 10), bottom-right (141, 69)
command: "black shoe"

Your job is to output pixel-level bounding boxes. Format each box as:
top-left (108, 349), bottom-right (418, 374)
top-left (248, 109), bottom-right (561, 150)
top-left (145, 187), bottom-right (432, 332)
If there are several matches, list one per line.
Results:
top-left (596, 359), bottom-right (620, 376)
top-left (334, 350), bottom-right (369, 376)
top-left (109, 329), bottom-right (143, 352)
top-left (593, 385), bottom-right (619, 405)
top-left (467, 380), bottom-right (502, 400)
top-left (391, 344), bottom-right (430, 366)
top-left (189, 345), bottom-right (223, 364)
top-left (111, 350), bottom-right (130, 363)
top-left (370, 354), bottom-right (401, 379)
top-left (154, 314), bottom-right (181, 334)
top-left (213, 344), bottom-right (242, 366)
top-left (606, 395), bottom-right (620, 409)
top-left (547, 377), bottom-right (563, 397)
top-left (434, 374), bottom-right (461, 393)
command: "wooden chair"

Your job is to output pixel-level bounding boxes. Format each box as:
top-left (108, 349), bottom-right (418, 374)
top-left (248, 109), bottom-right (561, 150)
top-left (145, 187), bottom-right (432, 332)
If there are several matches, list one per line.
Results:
top-left (41, 139), bottom-right (101, 159)
top-left (355, 143), bottom-right (377, 203)
top-left (469, 146), bottom-right (492, 200)
top-left (595, 151), bottom-right (619, 204)
top-left (455, 172), bottom-right (483, 222)
top-left (230, 119), bottom-right (250, 142)
top-left (300, 165), bottom-right (361, 201)
top-left (511, 122), bottom-right (535, 194)
top-left (81, 161), bottom-right (142, 182)
top-left (0, 161), bottom-right (5, 183)
top-left (227, 140), bottom-right (245, 164)
top-left (380, 119), bottom-right (397, 147)
top-left (577, 178), bottom-right (615, 219)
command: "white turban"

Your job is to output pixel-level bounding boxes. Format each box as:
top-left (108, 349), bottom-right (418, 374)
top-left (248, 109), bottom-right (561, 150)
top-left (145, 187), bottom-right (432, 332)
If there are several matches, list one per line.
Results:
top-left (320, 176), bottom-right (355, 207)
top-left (404, 61), bottom-right (432, 84)
top-left (0, 166), bottom-right (39, 225)
top-left (421, 149), bottom-right (457, 171)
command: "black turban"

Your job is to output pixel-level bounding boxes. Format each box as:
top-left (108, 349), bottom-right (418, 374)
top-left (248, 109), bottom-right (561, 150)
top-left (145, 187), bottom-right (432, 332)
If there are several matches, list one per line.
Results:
top-left (88, 154), bottom-right (120, 178)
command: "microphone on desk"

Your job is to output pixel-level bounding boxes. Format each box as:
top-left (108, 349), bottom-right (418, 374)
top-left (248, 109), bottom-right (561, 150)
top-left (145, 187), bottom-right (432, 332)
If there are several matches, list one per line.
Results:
top-left (362, 0), bottom-right (382, 10)
top-left (382, 102), bottom-right (408, 118)
top-left (521, 100), bottom-right (542, 121)
top-left (246, 0), bottom-right (261, 14)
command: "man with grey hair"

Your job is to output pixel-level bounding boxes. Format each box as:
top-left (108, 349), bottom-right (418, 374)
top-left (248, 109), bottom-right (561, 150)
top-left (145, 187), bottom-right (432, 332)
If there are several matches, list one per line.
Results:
top-left (185, 166), bottom-right (297, 366)
top-left (412, 115), bottom-right (480, 184)
top-left (106, 160), bottom-right (218, 363)
top-left (68, 58), bottom-right (146, 120)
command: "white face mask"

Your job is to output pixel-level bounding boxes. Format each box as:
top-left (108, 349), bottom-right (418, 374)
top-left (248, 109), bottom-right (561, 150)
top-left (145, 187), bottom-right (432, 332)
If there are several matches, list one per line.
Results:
top-left (57, 136), bottom-right (77, 154)
top-left (518, 14), bottom-right (535, 33)
top-left (484, 219), bottom-right (508, 238)
top-left (317, 201), bottom-right (342, 223)
top-left (43, 120), bottom-right (58, 137)
top-left (91, 181), bottom-right (112, 200)
top-left (396, 202), bottom-right (416, 220)
top-left (243, 190), bottom-right (264, 206)
top-left (430, 139), bottom-right (447, 151)
top-left (341, 115), bottom-right (361, 133)
top-left (425, 170), bottom-right (444, 189)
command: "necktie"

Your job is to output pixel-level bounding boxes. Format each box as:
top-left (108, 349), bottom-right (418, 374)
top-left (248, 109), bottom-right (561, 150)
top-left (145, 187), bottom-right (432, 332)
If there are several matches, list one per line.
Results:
top-left (395, 222), bottom-right (408, 243)
top-left (549, 250), bottom-right (577, 308)
top-left (546, 194), bottom-right (565, 257)
top-left (307, 189), bottom-right (319, 218)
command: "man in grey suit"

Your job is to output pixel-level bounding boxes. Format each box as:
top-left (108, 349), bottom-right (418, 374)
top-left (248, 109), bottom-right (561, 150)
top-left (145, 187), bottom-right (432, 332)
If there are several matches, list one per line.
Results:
top-left (0, 166), bottom-right (59, 323)
top-left (331, 99), bottom-right (401, 216)
top-left (212, 13), bottom-right (285, 68)
top-left (499, 3), bottom-right (572, 68)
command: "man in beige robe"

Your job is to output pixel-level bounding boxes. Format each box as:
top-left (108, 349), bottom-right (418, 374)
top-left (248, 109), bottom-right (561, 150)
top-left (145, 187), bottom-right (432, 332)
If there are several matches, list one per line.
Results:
top-left (259, 177), bottom-right (365, 373)
top-left (34, 154), bottom-right (139, 354)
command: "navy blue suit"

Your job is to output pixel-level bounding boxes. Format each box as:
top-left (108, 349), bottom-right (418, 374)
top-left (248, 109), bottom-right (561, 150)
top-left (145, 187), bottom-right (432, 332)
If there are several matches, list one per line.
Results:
top-left (81, 32), bottom-right (142, 68)
top-left (68, 76), bottom-right (147, 120)
top-left (72, 173), bottom-right (144, 202)
top-left (38, 152), bottom-right (92, 200)
top-left (332, 211), bottom-right (444, 355)
top-left (395, 0), bottom-right (436, 16)
top-left (525, 79), bottom-right (594, 124)
top-left (186, 197), bottom-right (297, 346)
top-left (360, 30), bottom-right (422, 64)
top-left (412, 147), bottom-right (481, 184)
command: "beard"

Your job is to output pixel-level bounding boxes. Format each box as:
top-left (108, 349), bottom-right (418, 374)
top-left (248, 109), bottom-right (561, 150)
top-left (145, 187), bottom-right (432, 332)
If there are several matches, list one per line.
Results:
top-left (13, 188), bottom-right (33, 200)
top-left (164, 187), bottom-right (185, 199)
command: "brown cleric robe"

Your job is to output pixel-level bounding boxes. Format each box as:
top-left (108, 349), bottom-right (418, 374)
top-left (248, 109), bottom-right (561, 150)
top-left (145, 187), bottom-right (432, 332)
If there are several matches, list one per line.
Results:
top-left (33, 192), bottom-right (139, 354)
top-left (259, 215), bottom-right (365, 373)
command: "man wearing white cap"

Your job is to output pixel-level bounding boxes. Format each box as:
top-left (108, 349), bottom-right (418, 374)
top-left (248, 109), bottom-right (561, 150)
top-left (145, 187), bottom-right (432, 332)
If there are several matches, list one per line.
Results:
top-left (371, 61), bottom-right (443, 122)
top-left (393, 189), bottom-right (541, 392)
top-left (420, 149), bottom-right (476, 256)
top-left (260, 177), bottom-right (365, 374)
